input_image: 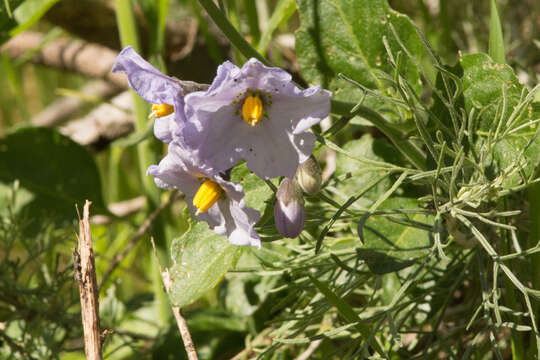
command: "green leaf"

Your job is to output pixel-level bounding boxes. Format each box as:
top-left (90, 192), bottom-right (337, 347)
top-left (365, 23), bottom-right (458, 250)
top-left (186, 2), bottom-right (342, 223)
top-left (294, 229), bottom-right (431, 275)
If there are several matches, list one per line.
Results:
top-left (230, 162), bottom-right (275, 214)
top-left (357, 197), bottom-right (432, 274)
top-left (334, 134), bottom-right (401, 204)
top-left (295, 0), bottom-right (423, 103)
top-left (10, 0), bottom-right (59, 36)
top-left (256, 0), bottom-right (296, 54)
top-left (0, 127), bottom-right (106, 212)
top-left (168, 220), bottom-right (244, 307)
top-left (0, 0), bottom-right (24, 44)
top-left (460, 53), bottom-right (540, 186)
top-left (461, 53), bottom-right (521, 132)
top-left (488, 0), bottom-right (505, 64)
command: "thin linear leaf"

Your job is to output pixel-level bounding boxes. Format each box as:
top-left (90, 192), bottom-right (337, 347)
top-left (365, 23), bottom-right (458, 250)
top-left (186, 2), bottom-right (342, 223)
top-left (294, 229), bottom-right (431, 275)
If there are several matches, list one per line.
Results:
top-left (488, 0), bottom-right (506, 64)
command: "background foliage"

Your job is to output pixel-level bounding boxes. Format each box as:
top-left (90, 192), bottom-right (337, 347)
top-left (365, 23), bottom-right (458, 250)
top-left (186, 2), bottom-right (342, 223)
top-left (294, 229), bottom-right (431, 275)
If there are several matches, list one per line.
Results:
top-left (0, 0), bottom-right (539, 359)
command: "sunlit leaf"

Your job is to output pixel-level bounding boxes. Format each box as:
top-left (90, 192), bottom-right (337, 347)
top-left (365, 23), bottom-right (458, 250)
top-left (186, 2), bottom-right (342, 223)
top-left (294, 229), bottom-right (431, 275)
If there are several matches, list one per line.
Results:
top-left (295, 0), bottom-right (423, 104)
top-left (168, 220), bottom-right (243, 307)
top-left (357, 197), bottom-right (432, 274)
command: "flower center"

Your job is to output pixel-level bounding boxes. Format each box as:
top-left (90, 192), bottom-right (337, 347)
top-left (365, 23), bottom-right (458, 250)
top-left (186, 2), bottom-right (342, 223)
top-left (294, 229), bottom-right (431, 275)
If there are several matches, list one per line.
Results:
top-left (193, 180), bottom-right (223, 215)
top-left (149, 103), bottom-right (174, 118)
top-left (242, 95), bottom-right (263, 126)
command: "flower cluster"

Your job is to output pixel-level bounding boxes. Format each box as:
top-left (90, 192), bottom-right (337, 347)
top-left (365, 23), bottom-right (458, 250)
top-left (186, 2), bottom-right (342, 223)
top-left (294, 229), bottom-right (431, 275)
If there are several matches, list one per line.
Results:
top-left (112, 46), bottom-right (331, 246)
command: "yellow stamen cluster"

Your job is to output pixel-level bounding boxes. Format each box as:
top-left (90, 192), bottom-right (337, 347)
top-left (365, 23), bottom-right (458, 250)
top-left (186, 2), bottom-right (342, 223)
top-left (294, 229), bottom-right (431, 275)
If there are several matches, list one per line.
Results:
top-left (242, 95), bottom-right (263, 126)
top-left (149, 103), bottom-right (174, 118)
top-left (193, 180), bottom-right (223, 215)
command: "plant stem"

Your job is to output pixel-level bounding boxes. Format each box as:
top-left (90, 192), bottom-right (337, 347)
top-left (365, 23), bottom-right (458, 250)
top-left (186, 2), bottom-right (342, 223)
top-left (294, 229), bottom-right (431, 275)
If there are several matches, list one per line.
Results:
top-left (114, 0), bottom-right (169, 327)
top-left (197, 0), bottom-right (270, 65)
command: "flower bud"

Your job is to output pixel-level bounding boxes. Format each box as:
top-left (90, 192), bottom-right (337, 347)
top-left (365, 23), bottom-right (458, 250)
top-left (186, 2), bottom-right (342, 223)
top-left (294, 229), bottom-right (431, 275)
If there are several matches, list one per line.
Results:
top-left (274, 178), bottom-right (305, 238)
top-left (295, 155), bottom-right (322, 195)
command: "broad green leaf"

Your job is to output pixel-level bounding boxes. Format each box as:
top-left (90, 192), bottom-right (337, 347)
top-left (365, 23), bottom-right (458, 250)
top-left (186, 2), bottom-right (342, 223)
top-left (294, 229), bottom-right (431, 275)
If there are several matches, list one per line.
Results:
top-left (357, 197), bottom-right (432, 274)
top-left (461, 53), bottom-right (521, 132)
top-left (168, 220), bottom-right (243, 307)
top-left (295, 0), bottom-right (423, 104)
top-left (0, 127), bottom-right (106, 212)
top-left (333, 134), bottom-right (401, 205)
top-left (230, 162), bottom-right (275, 214)
top-left (460, 53), bottom-right (540, 186)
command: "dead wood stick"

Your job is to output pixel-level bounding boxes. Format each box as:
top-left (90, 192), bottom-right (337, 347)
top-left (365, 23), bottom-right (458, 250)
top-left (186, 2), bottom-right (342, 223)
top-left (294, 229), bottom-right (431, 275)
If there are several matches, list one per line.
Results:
top-left (1, 32), bottom-right (127, 88)
top-left (74, 200), bottom-right (103, 360)
top-left (151, 239), bottom-right (199, 360)
top-left (32, 80), bottom-right (121, 127)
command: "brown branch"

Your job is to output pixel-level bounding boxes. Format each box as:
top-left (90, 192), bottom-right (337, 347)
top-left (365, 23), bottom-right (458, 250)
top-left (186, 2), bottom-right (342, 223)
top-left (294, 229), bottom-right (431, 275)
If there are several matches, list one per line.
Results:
top-left (91, 196), bottom-right (146, 225)
top-left (32, 80), bottom-right (121, 127)
top-left (44, 0), bottom-right (201, 57)
top-left (99, 191), bottom-right (182, 291)
top-left (1, 32), bottom-right (127, 88)
top-left (74, 200), bottom-right (103, 360)
top-left (60, 91), bottom-right (134, 147)
top-left (151, 238), bottom-right (199, 360)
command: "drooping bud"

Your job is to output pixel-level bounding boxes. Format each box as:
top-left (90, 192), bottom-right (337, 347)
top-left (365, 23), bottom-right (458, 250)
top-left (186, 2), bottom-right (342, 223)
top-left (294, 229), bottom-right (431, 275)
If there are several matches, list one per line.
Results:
top-left (274, 178), bottom-right (305, 238)
top-left (193, 180), bottom-right (223, 215)
top-left (242, 95), bottom-right (263, 126)
top-left (295, 155), bottom-right (322, 195)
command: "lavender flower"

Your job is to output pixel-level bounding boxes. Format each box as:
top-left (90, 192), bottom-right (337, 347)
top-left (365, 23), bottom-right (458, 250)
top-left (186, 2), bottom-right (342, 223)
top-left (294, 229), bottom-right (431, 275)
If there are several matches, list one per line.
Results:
top-left (111, 46), bottom-right (185, 144)
top-left (147, 141), bottom-right (261, 247)
top-left (182, 58), bottom-right (331, 179)
top-left (274, 178), bottom-right (305, 238)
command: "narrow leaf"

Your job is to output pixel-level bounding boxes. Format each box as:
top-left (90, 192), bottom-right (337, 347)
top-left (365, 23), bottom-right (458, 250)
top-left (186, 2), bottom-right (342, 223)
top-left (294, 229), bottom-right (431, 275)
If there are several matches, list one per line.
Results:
top-left (489, 0), bottom-right (506, 64)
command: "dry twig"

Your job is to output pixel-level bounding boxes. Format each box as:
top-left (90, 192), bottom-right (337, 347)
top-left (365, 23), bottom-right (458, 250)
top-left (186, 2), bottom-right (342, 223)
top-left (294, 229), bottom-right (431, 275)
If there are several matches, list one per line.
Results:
top-left (32, 80), bottom-right (121, 127)
top-left (74, 200), bottom-right (103, 360)
top-left (1, 32), bottom-right (127, 88)
top-left (151, 238), bottom-right (199, 360)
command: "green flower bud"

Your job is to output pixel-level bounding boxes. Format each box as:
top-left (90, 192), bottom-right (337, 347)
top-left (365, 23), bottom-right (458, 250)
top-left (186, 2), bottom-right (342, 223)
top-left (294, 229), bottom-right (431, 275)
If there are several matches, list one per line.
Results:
top-left (295, 155), bottom-right (322, 195)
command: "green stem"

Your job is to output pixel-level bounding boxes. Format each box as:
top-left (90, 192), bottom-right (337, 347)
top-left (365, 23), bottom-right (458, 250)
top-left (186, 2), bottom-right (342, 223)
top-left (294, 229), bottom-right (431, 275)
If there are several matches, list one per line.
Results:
top-left (115, 0), bottom-right (169, 326)
top-left (331, 100), bottom-right (426, 170)
top-left (197, 0), bottom-right (270, 65)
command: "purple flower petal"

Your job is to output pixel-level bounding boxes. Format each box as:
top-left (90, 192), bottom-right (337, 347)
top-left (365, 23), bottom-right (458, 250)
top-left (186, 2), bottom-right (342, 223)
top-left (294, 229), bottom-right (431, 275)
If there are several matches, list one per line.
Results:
top-left (147, 141), bottom-right (261, 247)
top-left (112, 46), bottom-right (182, 106)
top-left (182, 58), bottom-right (331, 179)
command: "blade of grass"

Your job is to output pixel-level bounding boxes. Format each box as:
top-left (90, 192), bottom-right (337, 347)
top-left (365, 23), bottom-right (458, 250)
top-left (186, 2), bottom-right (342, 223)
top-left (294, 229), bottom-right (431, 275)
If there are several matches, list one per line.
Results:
top-left (256, 0), bottom-right (296, 55)
top-left (243, 0), bottom-right (261, 44)
top-left (197, 0), bottom-right (269, 65)
top-left (489, 0), bottom-right (506, 64)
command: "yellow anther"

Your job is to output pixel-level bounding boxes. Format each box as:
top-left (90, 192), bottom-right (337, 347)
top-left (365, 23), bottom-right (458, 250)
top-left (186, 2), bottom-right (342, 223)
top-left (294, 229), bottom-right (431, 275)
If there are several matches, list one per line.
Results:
top-left (149, 103), bottom-right (174, 118)
top-left (193, 180), bottom-right (223, 215)
top-left (242, 95), bottom-right (263, 126)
